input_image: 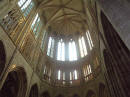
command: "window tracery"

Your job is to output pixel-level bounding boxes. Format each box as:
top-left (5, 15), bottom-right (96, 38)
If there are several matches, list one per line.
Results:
top-left (31, 13), bottom-right (42, 38)
top-left (18, 0), bottom-right (34, 17)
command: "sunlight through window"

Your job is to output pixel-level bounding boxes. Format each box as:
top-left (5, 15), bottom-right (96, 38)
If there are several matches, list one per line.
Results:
top-left (57, 39), bottom-right (65, 61)
top-left (79, 36), bottom-right (88, 57)
top-left (86, 31), bottom-right (94, 50)
top-left (47, 37), bottom-right (52, 56)
top-left (58, 70), bottom-right (61, 80)
top-left (69, 41), bottom-right (77, 61)
top-left (74, 70), bottom-right (78, 80)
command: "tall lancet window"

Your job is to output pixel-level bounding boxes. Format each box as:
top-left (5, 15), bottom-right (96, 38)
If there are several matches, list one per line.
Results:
top-left (47, 37), bottom-right (55, 58)
top-left (86, 31), bottom-right (94, 50)
top-left (79, 36), bottom-right (88, 57)
top-left (70, 72), bottom-right (72, 84)
top-left (74, 70), bottom-right (78, 80)
top-left (58, 70), bottom-right (61, 80)
top-left (18, 0), bottom-right (34, 17)
top-left (69, 40), bottom-right (77, 61)
top-left (63, 72), bottom-right (65, 84)
top-left (31, 14), bottom-right (42, 38)
top-left (87, 64), bottom-right (92, 74)
top-left (57, 39), bottom-right (65, 61)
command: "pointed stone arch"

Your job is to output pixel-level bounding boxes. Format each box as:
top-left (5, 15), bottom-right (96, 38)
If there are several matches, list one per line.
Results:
top-left (0, 67), bottom-right (27, 97)
top-left (29, 84), bottom-right (39, 97)
top-left (99, 83), bottom-right (108, 97)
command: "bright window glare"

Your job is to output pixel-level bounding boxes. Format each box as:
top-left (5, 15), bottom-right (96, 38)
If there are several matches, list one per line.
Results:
top-left (62, 42), bottom-right (65, 61)
top-left (88, 31), bottom-right (94, 47)
top-left (57, 41), bottom-right (62, 60)
top-left (47, 37), bottom-right (52, 56)
top-left (86, 31), bottom-right (94, 50)
top-left (31, 14), bottom-right (38, 29)
top-left (69, 42), bottom-right (73, 61)
top-left (81, 37), bottom-right (87, 55)
top-left (79, 38), bottom-right (84, 57)
top-left (63, 72), bottom-right (65, 80)
top-left (50, 39), bottom-right (55, 58)
top-left (18, 0), bottom-right (26, 7)
top-left (69, 41), bottom-right (77, 61)
top-left (21, 0), bottom-right (31, 11)
top-left (74, 70), bottom-right (78, 80)
top-left (70, 72), bottom-right (72, 80)
top-left (18, 0), bottom-right (34, 17)
top-left (57, 39), bottom-right (65, 61)
top-left (58, 70), bottom-right (61, 80)
top-left (79, 36), bottom-right (88, 58)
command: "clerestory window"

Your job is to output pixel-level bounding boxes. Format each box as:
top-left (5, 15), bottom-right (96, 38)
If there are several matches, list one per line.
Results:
top-left (18, 0), bottom-right (34, 17)
top-left (79, 36), bottom-right (88, 57)
top-left (57, 39), bottom-right (65, 61)
top-left (86, 30), bottom-right (94, 50)
top-left (69, 41), bottom-right (77, 61)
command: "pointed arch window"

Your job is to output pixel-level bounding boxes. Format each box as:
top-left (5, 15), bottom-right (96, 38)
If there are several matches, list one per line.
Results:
top-left (74, 70), bottom-right (78, 80)
top-left (79, 36), bottom-right (88, 57)
top-left (86, 31), bottom-right (94, 50)
top-left (57, 39), bottom-right (65, 61)
top-left (47, 37), bottom-right (55, 58)
top-left (69, 41), bottom-right (77, 61)
top-left (58, 70), bottom-right (61, 80)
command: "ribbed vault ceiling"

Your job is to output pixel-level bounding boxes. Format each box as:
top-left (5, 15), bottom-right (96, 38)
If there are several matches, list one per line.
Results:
top-left (38, 0), bottom-right (88, 36)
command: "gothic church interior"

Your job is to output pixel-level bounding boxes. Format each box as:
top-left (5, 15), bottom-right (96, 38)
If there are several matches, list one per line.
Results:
top-left (0, 0), bottom-right (130, 97)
